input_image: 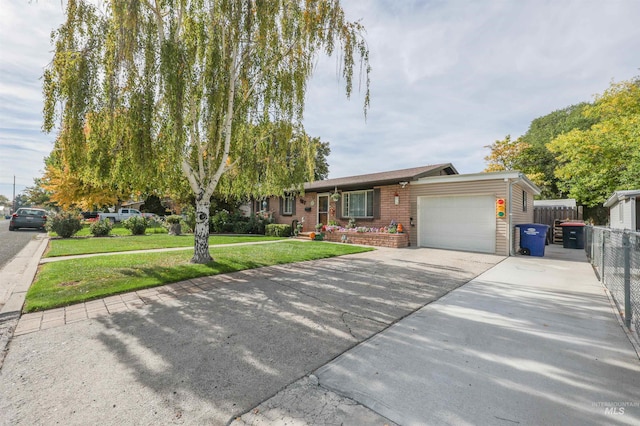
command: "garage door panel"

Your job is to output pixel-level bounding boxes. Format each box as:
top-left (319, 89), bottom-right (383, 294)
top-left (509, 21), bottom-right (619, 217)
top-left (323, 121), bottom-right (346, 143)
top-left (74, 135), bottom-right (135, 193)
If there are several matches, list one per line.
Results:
top-left (419, 195), bottom-right (496, 253)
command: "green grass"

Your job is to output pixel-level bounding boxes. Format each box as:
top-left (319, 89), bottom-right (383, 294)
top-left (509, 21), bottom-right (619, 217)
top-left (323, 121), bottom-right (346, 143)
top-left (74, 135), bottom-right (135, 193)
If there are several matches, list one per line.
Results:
top-left (25, 241), bottom-right (373, 312)
top-left (45, 234), bottom-right (285, 257)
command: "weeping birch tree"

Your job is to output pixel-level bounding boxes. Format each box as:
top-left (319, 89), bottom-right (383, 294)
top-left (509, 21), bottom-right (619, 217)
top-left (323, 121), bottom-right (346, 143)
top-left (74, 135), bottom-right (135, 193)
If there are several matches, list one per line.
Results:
top-left (43, 0), bottom-right (370, 263)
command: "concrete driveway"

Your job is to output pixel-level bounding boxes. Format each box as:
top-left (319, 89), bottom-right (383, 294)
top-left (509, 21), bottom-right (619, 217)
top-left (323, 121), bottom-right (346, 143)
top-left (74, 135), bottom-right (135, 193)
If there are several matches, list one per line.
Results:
top-left (0, 247), bottom-right (501, 425)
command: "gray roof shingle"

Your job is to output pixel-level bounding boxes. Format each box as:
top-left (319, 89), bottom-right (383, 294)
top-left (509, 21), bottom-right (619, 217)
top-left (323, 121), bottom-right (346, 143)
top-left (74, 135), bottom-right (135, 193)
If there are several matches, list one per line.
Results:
top-left (304, 163), bottom-right (457, 192)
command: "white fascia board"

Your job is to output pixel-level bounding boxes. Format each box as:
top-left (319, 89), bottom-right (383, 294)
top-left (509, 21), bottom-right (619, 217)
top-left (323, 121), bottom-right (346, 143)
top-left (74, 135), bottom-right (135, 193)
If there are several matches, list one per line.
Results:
top-left (604, 190), bottom-right (640, 207)
top-left (412, 171), bottom-right (541, 195)
top-left (604, 193), bottom-right (620, 208)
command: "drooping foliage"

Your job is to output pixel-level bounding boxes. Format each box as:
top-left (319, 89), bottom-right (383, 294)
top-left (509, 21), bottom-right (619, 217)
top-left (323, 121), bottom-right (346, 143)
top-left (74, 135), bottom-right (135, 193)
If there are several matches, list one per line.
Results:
top-left (43, 0), bottom-right (370, 262)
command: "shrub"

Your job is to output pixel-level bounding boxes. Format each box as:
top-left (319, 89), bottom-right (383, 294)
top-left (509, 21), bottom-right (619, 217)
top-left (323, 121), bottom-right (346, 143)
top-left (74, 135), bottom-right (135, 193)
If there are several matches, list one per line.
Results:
top-left (46, 212), bottom-right (83, 238)
top-left (164, 215), bottom-right (185, 235)
top-left (211, 210), bottom-right (230, 233)
top-left (165, 215), bottom-right (182, 224)
top-left (90, 219), bottom-right (113, 237)
top-left (233, 221), bottom-right (251, 234)
top-left (265, 224), bottom-right (292, 237)
top-left (182, 207), bottom-right (196, 232)
top-left (122, 216), bottom-right (148, 235)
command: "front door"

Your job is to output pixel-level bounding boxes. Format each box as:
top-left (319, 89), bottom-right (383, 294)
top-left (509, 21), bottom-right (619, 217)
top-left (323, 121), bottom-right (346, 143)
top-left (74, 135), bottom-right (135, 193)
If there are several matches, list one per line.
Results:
top-left (318, 195), bottom-right (329, 226)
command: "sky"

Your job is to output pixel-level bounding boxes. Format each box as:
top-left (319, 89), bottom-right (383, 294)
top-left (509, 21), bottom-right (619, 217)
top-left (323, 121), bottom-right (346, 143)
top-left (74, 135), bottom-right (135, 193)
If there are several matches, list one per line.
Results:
top-left (1, 0), bottom-right (639, 200)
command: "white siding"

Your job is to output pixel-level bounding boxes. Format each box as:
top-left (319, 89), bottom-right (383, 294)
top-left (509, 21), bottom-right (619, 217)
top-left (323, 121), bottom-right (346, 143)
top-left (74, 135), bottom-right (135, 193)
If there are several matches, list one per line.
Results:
top-left (609, 199), bottom-right (635, 230)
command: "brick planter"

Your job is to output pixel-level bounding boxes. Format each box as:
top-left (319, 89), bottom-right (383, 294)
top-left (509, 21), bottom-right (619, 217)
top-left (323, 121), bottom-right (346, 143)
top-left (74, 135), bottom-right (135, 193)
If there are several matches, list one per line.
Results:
top-left (323, 231), bottom-right (409, 248)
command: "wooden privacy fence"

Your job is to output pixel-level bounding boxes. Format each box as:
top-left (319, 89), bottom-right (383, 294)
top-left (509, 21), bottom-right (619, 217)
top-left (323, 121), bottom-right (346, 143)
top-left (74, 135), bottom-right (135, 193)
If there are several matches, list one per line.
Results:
top-left (534, 206), bottom-right (583, 244)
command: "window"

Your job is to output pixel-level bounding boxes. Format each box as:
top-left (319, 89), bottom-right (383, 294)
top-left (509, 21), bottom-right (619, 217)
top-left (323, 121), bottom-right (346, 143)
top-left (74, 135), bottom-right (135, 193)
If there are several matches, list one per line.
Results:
top-left (522, 191), bottom-right (527, 212)
top-left (282, 195), bottom-right (294, 215)
top-left (343, 190), bottom-right (374, 218)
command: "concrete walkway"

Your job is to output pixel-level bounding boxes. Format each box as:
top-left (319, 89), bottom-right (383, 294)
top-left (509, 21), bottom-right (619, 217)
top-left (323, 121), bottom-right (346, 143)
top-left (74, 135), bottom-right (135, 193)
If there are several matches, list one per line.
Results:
top-left (235, 245), bottom-right (640, 425)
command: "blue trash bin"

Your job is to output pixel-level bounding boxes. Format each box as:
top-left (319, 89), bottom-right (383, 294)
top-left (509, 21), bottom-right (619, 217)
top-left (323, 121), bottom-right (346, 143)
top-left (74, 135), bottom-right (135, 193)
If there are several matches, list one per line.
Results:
top-left (518, 223), bottom-right (550, 257)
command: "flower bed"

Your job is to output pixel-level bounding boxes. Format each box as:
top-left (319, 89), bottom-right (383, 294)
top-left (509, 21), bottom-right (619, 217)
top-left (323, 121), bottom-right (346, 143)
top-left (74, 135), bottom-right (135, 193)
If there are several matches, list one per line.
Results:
top-left (323, 229), bottom-right (409, 248)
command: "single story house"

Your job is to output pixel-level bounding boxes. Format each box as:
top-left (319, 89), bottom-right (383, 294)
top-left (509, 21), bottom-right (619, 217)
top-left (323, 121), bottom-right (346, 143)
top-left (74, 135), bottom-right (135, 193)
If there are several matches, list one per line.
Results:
top-left (259, 164), bottom-right (540, 256)
top-left (604, 190), bottom-right (640, 231)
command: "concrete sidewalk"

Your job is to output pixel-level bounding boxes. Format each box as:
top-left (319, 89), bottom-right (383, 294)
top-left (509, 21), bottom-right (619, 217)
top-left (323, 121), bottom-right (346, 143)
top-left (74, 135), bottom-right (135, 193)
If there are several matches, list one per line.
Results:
top-left (236, 246), bottom-right (640, 425)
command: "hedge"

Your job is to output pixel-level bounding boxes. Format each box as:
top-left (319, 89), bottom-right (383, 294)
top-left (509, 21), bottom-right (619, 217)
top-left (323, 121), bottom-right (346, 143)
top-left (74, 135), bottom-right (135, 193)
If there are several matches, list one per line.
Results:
top-left (265, 224), bottom-right (292, 237)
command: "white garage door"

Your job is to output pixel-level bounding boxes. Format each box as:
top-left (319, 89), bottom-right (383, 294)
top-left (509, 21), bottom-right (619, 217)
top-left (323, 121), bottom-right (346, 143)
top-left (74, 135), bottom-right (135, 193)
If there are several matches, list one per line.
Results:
top-left (418, 195), bottom-right (496, 253)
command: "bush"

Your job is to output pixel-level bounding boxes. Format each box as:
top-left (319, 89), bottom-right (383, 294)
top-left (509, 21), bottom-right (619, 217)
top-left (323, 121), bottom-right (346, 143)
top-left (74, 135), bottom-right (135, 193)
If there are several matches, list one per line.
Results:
top-left (122, 216), bottom-right (148, 235)
top-left (164, 215), bottom-right (184, 235)
top-left (211, 210), bottom-right (230, 233)
top-left (182, 207), bottom-right (196, 233)
top-left (47, 212), bottom-right (83, 238)
top-left (165, 215), bottom-right (182, 224)
top-left (90, 219), bottom-right (113, 237)
top-left (265, 224), bottom-right (292, 237)
top-left (233, 221), bottom-right (251, 234)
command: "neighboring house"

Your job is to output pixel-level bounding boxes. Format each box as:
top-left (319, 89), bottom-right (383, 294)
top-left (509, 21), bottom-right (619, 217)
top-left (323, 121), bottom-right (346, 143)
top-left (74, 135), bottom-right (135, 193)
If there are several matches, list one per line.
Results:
top-left (263, 164), bottom-right (540, 256)
top-left (604, 190), bottom-right (640, 231)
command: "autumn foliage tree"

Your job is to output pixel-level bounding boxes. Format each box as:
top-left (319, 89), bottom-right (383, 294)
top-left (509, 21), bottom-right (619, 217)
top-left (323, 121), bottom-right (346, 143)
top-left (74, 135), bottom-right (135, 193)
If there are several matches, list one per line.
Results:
top-left (485, 77), bottom-right (639, 206)
top-left (43, 0), bottom-right (370, 263)
top-left (548, 79), bottom-right (640, 206)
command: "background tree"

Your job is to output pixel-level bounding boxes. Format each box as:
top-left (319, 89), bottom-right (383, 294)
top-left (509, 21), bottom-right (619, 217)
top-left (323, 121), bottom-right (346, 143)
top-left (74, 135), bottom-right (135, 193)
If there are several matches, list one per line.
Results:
top-left (44, 0), bottom-right (370, 263)
top-left (313, 139), bottom-right (331, 181)
top-left (548, 78), bottom-right (640, 207)
top-left (484, 135), bottom-right (528, 172)
top-left (485, 103), bottom-right (597, 198)
top-left (41, 153), bottom-right (132, 210)
top-left (517, 103), bottom-right (597, 198)
top-left (0, 195), bottom-right (10, 207)
top-left (23, 178), bottom-right (56, 210)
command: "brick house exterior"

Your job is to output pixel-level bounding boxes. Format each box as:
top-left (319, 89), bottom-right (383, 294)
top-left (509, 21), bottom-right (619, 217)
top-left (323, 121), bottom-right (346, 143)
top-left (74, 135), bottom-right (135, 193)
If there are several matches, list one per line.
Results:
top-left (252, 165), bottom-right (541, 255)
top-left (259, 164), bottom-right (458, 246)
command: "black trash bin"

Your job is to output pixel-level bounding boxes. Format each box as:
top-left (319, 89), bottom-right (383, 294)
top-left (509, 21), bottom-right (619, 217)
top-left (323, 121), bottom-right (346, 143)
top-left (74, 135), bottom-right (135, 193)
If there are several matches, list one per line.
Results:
top-left (518, 223), bottom-right (550, 257)
top-left (559, 222), bottom-right (585, 249)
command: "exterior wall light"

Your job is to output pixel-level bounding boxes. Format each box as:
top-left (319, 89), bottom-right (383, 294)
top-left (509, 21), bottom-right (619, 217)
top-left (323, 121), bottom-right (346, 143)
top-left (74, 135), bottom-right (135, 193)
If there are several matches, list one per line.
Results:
top-left (394, 191), bottom-right (399, 205)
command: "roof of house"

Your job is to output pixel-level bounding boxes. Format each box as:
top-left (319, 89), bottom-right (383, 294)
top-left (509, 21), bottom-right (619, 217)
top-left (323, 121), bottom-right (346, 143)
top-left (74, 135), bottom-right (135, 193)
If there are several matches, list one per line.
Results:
top-left (304, 163), bottom-right (458, 192)
top-left (603, 190), bottom-right (640, 207)
top-left (412, 170), bottom-right (541, 195)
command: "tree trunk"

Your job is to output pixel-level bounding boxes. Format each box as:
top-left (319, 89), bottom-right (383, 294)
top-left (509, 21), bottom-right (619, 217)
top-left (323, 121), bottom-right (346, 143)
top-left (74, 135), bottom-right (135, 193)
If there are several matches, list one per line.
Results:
top-left (191, 198), bottom-right (213, 263)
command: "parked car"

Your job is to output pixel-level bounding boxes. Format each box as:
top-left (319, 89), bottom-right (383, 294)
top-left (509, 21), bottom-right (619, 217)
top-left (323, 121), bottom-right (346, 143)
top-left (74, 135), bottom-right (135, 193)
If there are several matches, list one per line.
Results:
top-left (98, 208), bottom-right (142, 223)
top-left (9, 208), bottom-right (47, 231)
top-left (81, 211), bottom-right (100, 220)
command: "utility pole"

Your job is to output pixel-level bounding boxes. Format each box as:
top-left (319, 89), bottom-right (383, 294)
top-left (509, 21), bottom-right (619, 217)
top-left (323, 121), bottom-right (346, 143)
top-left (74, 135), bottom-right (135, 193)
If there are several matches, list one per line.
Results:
top-left (12, 175), bottom-right (16, 213)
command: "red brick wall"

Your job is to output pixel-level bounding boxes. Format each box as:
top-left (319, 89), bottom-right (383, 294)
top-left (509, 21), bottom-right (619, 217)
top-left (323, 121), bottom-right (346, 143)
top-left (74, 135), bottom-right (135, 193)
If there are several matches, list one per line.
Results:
top-left (324, 231), bottom-right (409, 248)
top-left (270, 184), bottom-right (412, 242)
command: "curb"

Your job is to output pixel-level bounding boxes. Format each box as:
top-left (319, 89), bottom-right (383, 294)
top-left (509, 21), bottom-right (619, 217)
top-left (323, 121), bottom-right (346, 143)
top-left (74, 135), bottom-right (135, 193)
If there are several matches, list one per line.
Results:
top-left (0, 234), bottom-right (49, 317)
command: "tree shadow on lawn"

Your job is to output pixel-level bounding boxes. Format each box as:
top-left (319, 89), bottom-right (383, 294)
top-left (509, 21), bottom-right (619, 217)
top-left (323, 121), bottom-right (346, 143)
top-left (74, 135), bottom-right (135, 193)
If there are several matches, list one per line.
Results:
top-left (94, 250), bottom-right (500, 424)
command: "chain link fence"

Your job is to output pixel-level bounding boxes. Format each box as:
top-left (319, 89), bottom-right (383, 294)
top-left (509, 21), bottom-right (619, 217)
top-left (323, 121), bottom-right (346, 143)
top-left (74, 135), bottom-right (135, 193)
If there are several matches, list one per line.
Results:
top-left (585, 226), bottom-right (639, 334)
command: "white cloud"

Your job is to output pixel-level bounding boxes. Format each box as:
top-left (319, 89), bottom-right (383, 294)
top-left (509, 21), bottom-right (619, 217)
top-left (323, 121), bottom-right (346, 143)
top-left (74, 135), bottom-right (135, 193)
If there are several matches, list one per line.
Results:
top-left (1, 0), bottom-right (639, 199)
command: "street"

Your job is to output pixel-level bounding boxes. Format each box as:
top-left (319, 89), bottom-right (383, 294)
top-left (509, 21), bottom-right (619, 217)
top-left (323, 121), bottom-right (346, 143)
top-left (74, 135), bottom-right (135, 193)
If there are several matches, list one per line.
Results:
top-left (0, 220), bottom-right (40, 269)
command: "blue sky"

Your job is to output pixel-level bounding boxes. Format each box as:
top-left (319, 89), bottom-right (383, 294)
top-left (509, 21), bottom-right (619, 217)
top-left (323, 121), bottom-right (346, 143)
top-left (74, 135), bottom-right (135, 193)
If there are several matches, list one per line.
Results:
top-left (1, 0), bottom-right (639, 200)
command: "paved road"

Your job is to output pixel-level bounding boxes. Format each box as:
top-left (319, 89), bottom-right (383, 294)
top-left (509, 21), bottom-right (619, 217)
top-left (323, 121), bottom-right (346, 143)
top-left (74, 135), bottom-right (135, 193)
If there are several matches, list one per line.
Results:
top-left (0, 221), bottom-right (41, 268)
top-left (0, 247), bottom-right (501, 425)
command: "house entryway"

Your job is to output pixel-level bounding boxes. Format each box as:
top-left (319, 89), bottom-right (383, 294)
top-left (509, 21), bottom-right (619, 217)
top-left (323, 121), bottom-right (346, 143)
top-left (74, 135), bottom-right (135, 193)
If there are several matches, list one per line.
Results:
top-left (318, 194), bottom-right (329, 226)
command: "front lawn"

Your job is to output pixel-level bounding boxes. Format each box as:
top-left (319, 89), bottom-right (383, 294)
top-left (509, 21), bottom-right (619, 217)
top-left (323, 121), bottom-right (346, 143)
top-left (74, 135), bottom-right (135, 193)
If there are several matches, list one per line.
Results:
top-left (46, 234), bottom-right (285, 257)
top-left (25, 241), bottom-right (373, 312)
